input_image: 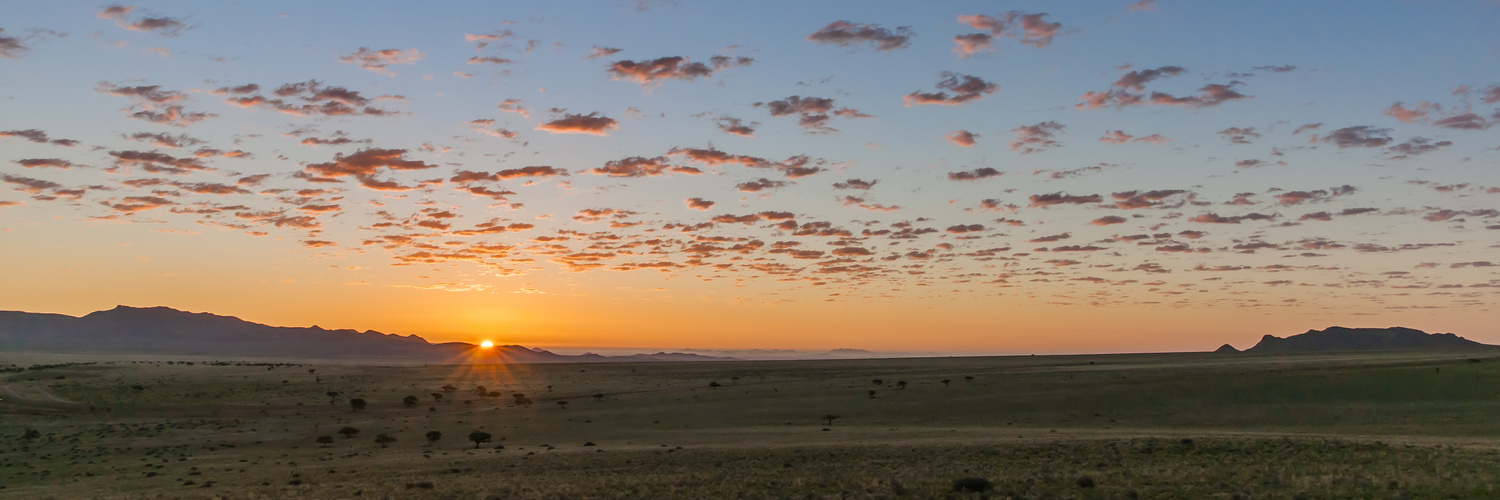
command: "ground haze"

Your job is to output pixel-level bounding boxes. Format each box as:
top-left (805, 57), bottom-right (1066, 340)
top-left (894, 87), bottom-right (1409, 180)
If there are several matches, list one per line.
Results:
top-left (4, 351), bottom-right (1500, 498)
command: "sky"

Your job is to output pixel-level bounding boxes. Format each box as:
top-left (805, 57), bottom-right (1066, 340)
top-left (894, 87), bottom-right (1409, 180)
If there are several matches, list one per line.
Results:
top-left (1, 1), bottom-right (1497, 355)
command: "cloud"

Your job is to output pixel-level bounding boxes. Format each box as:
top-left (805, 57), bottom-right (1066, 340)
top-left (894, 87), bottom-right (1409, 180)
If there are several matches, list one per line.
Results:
top-left (99, 5), bottom-right (188, 37)
top-left (947, 167), bottom-right (1002, 181)
top-left (945, 130), bottom-right (979, 147)
top-left (340, 47), bottom-right (424, 75)
top-left (1217, 127), bottom-right (1260, 144)
top-left (585, 46), bottom-right (622, 59)
top-left (736, 178), bottom-right (790, 192)
top-left (1387, 137), bottom-right (1452, 159)
top-left (1320, 126), bottom-right (1392, 148)
top-left (806, 21), bottom-right (913, 51)
top-left (1009, 121), bottom-right (1065, 154)
top-left (1100, 130), bottom-right (1171, 145)
top-left (1129, 0), bottom-right (1156, 11)
top-left (107, 196), bottom-right (175, 214)
top-left (495, 166), bottom-right (567, 180)
top-left (497, 99), bottom-right (530, 118)
top-left (14, 158), bottom-right (80, 169)
top-left (1433, 113), bottom-right (1490, 130)
top-left (222, 80), bottom-right (399, 117)
top-left (587, 156), bottom-right (701, 177)
top-left (1028, 232), bottom-right (1070, 243)
top-left (952, 33), bottom-right (993, 57)
top-left (2, 174), bottom-right (62, 194)
top-left (904, 72), bottom-right (998, 106)
top-left (301, 148), bottom-right (437, 192)
top-left (0, 28), bottom-right (29, 59)
top-left (833, 178), bottom-right (878, 190)
top-left (685, 198), bottom-right (715, 210)
top-left (958, 11), bottom-right (1066, 49)
top-left (1112, 189), bottom-right (1189, 209)
top-left (123, 132), bottom-right (203, 149)
top-left (840, 195), bottom-right (898, 212)
top-left (108, 150), bottom-right (211, 175)
top-left (1113, 66), bottom-right (1186, 92)
top-left (715, 116), bottom-right (756, 137)
top-left (1029, 192), bottom-right (1101, 208)
top-left (1188, 212), bottom-right (1278, 224)
top-left (1091, 216), bottom-right (1128, 225)
top-left (1, 129), bottom-right (78, 147)
top-left (97, 82), bottom-right (216, 126)
top-left (754, 95), bottom-right (871, 133)
top-left (1274, 186), bottom-right (1355, 206)
top-left (946, 224), bottom-right (985, 234)
top-left (607, 55), bottom-right (751, 86)
top-left (1077, 67), bottom-right (1247, 110)
top-left (1293, 123), bottom-right (1322, 135)
top-left (536, 112), bottom-right (619, 135)
top-left (1235, 159), bottom-right (1265, 168)
top-left (1383, 102), bottom-right (1434, 123)
top-left (467, 56), bottom-right (514, 65)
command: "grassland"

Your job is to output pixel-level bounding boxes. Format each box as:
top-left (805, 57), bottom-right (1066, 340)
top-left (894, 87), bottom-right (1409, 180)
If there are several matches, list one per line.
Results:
top-left (3, 350), bottom-right (1500, 498)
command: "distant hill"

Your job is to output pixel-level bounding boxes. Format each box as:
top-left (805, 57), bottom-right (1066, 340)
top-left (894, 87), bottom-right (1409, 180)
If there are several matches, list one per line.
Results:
top-left (1239, 326), bottom-right (1493, 354)
top-left (0, 306), bottom-right (733, 363)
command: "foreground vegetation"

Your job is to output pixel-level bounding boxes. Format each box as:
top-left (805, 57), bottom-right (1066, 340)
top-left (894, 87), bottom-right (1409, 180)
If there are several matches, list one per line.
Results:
top-left (3, 350), bottom-right (1499, 498)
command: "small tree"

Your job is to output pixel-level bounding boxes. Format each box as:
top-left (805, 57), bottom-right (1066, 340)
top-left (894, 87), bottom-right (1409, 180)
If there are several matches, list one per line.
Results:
top-left (941, 379), bottom-right (951, 388)
top-left (21, 429), bottom-right (41, 442)
top-left (430, 392), bottom-right (443, 402)
top-left (424, 431), bottom-right (441, 447)
top-left (374, 434), bottom-right (396, 448)
top-left (896, 381), bottom-right (908, 390)
top-left (326, 391), bottom-right (340, 405)
top-left (593, 393), bottom-right (605, 402)
top-left (872, 379), bottom-right (883, 386)
top-left (731, 376), bottom-right (740, 384)
top-left (441, 384), bottom-right (457, 393)
top-left (822, 414), bottom-right (840, 426)
top-left (708, 381), bottom-right (721, 389)
top-left (868, 390), bottom-right (877, 399)
top-left (474, 385), bottom-right (488, 398)
top-left (964, 376), bottom-right (974, 382)
top-left (402, 395), bottom-right (419, 408)
top-left (349, 398), bottom-right (367, 411)
top-left (316, 436), bottom-right (334, 448)
top-left (557, 401), bottom-right (569, 410)
top-left (338, 427), bottom-right (360, 439)
top-left (468, 431), bottom-right (492, 449)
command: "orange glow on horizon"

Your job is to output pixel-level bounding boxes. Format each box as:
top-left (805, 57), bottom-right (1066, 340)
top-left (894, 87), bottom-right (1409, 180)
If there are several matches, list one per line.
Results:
top-left (480, 340), bottom-right (494, 349)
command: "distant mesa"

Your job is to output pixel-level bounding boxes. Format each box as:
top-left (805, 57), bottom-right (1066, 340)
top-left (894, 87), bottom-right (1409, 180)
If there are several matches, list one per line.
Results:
top-left (0, 305), bottom-right (734, 363)
top-left (1213, 343), bottom-right (1240, 354)
top-left (1223, 326), bottom-right (1493, 354)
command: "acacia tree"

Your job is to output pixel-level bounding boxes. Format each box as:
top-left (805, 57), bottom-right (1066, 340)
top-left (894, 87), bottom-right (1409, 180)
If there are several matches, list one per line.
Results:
top-left (349, 398), bottom-right (367, 411)
top-left (431, 392), bottom-right (443, 402)
top-left (468, 431), bottom-right (492, 448)
top-left (338, 427), bottom-right (360, 439)
top-left (896, 381), bottom-right (908, 390)
top-left (374, 434), bottom-right (396, 448)
top-left (424, 431), bottom-right (441, 447)
top-left (403, 395), bottom-right (419, 408)
top-left (822, 414), bottom-right (840, 426)
top-left (942, 379), bottom-right (951, 388)
top-left (326, 391), bottom-right (340, 405)
top-left (474, 385), bottom-right (489, 399)
top-left (21, 429), bottom-right (40, 442)
top-left (316, 435), bottom-right (334, 447)
top-left (557, 400), bottom-right (569, 410)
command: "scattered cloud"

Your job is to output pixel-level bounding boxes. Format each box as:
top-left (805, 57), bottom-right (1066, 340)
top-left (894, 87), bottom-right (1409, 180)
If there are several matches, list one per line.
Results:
top-left (536, 112), bottom-right (619, 135)
top-left (806, 21), bottom-right (913, 51)
top-left (339, 47), bottom-right (424, 75)
top-left (904, 72), bottom-right (998, 106)
top-left (1009, 121), bottom-right (1065, 154)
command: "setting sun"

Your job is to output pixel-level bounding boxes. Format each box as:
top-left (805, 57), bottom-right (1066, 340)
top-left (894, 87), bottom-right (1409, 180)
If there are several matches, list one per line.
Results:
top-left (480, 340), bottom-right (494, 349)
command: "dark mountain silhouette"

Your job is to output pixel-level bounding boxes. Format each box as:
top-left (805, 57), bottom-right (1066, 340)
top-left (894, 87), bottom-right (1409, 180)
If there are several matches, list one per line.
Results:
top-left (1240, 326), bottom-right (1493, 354)
top-left (1213, 344), bottom-right (1240, 354)
top-left (0, 306), bottom-right (733, 363)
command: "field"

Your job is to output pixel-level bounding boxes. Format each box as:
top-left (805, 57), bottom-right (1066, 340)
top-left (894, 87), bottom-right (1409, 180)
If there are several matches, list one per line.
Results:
top-left (4, 350), bottom-right (1500, 499)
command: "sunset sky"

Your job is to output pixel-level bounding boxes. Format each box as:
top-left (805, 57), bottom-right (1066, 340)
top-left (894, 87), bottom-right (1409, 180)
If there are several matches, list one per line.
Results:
top-left (1, 1), bottom-right (1497, 354)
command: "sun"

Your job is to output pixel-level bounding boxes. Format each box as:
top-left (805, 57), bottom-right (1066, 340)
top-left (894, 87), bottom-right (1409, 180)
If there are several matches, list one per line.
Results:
top-left (480, 340), bottom-right (494, 349)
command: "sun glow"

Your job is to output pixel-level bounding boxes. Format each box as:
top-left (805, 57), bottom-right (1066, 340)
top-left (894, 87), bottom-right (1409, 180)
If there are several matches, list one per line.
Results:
top-left (480, 340), bottom-right (494, 349)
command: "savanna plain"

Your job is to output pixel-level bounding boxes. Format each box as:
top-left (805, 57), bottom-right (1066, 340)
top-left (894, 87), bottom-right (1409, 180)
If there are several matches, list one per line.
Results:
top-left (4, 351), bottom-right (1500, 499)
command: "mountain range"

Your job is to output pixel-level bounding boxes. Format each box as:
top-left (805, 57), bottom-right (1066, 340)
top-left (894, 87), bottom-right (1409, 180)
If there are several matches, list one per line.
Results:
top-left (1217, 326), bottom-right (1493, 354)
top-left (0, 305), bottom-right (733, 363)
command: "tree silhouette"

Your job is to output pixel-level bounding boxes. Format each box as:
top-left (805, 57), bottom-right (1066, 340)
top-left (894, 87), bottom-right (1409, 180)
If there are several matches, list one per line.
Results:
top-left (593, 393), bottom-right (605, 402)
top-left (403, 395), bottom-right (419, 408)
top-left (349, 398), bottom-right (367, 411)
top-left (326, 391), bottom-right (340, 405)
top-left (430, 392), bottom-right (443, 402)
top-left (316, 436), bottom-right (334, 447)
top-left (512, 393), bottom-right (532, 406)
top-left (896, 381), bottom-right (908, 390)
top-left (556, 400), bottom-right (569, 409)
top-left (474, 385), bottom-right (488, 399)
top-left (872, 379), bottom-right (883, 385)
top-left (868, 390), bottom-right (877, 399)
top-left (424, 431), bottom-right (441, 447)
top-left (468, 431), bottom-right (492, 448)
top-left (964, 376), bottom-right (974, 382)
top-left (708, 381), bottom-right (721, 389)
top-left (822, 414), bottom-right (840, 425)
top-left (338, 427), bottom-right (360, 439)
top-left (21, 429), bottom-right (41, 442)
top-left (374, 434), bottom-right (396, 448)
top-left (487, 391), bottom-right (501, 399)
top-left (731, 376), bottom-right (740, 384)
top-left (942, 379), bottom-right (951, 387)
top-left (441, 384), bottom-right (457, 393)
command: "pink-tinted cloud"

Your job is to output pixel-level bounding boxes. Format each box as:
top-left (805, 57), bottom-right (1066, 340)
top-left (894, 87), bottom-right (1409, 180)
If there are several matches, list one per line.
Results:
top-left (584, 46), bottom-right (623, 59)
top-left (1433, 113), bottom-right (1489, 130)
top-left (1383, 102), bottom-right (1434, 123)
top-left (1293, 123), bottom-right (1322, 135)
top-left (1091, 215), bottom-right (1128, 225)
top-left (1387, 137), bottom-right (1452, 159)
top-left (715, 116), bottom-right (756, 137)
top-left (1, 129), bottom-right (78, 147)
top-left (223, 80), bottom-right (398, 117)
top-left (685, 198), bottom-right (715, 210)
top-left (1128, 0), bottom-right (1156, 11)
top-left (840, 195), bottom-right (898, 212)
top-left (99, 5), bottom-right (187, 37)
top-left (755, 95), bottom-right (871, 133)
top-left (607, 55), bottom-right (751, 86)
top-left (340, 47), bottom-right (423, 75)
top-left (1319, 126), bottom-right (1392, 148)
top-left (806, 21), bottom-right (913, 51)
top-left (948, 167), bottom-right (1001, 181)
top-left (0, 28), bottom-right (30, 59)
top-left (536, 112), bottom-right (619, 136)
top-left (1029, 192), bottom-right (1101, 208)
top-left (108, 150), bottom-right (211, 175)
top-left (107, 195), bottom-right (175, 213)
top-left (1217, 127), bottom-right (1260, 144)
top-left (302, 148), bottom-right (437, 182)
top-left (958, 11), bottom-right (1066, 48)
top-left (124, 131), bottom-right (202, 149)
top-left (2, 174), bottom-right (61, 194)
top-left (952, 33), bottom-right (993, 57)
top-left (498, 99), bottom-right (530, 118)
top-left (1009, 121), bottom-right (1065, 154)
top-left (1189, 212), bottom-right (1278, 224)
top-left (833, 178), bottom-right (878, 190)
top-left (1028, 232), bottom-right (1070, 243)
top-left (945, 130), bottom-right (979, 147)
top-left (1099, 130), bottom-right (1133, 144)
top-left (904, 73), bottom-right (998, 106)
top-left (736, 178), bottom-right (790, 192)
top-left (14, 158), bottom-right (79, 169)
top-left (467, 56), bottom-right (514, 65)
top-left (587, 156), bottom-right (701, 177)
top-left (1112, 189), bottom-right (1189, 209)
